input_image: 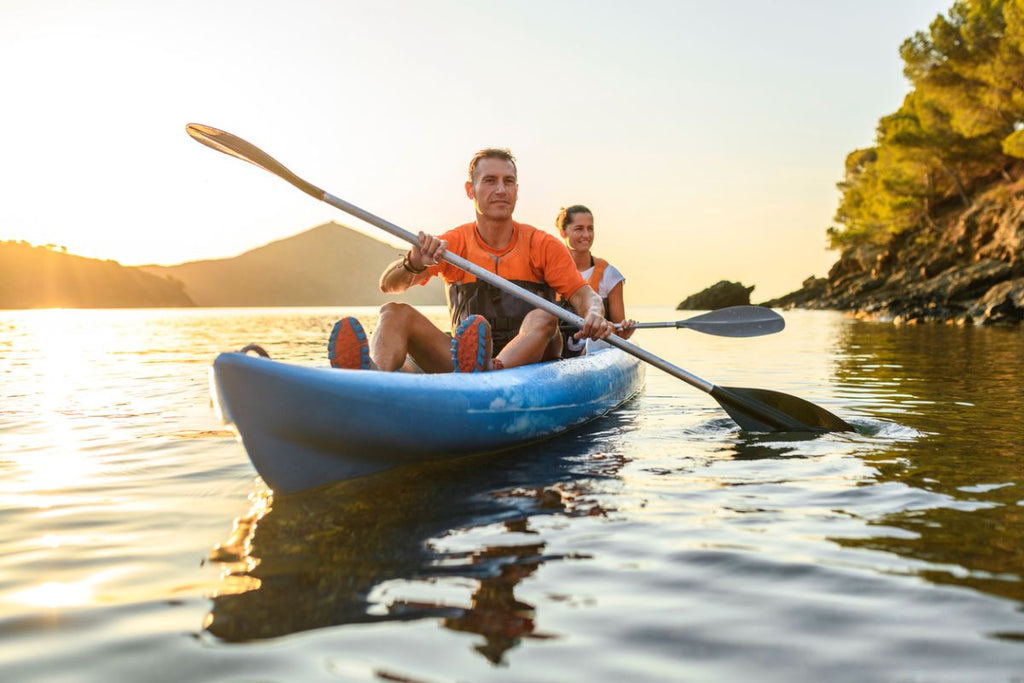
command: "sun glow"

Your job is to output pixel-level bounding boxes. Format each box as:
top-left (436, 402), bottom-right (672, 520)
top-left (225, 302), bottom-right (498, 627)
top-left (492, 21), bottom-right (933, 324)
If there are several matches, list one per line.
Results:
top-left (1, 309), bottom-right (129, 496)
top-left (13, 581), bottom-right (94, 609)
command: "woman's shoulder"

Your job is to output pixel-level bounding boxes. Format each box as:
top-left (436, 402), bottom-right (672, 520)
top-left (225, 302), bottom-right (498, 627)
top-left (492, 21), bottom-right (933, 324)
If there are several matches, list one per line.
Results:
top-left (603, 261), bottom-right (625, 280)
top-left (598, 261), bottom-right (625, 295)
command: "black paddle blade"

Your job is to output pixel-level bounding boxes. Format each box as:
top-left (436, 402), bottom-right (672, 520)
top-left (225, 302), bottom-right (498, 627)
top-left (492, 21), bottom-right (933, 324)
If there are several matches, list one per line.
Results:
top-left (710, 385), bottom-right (854, 433)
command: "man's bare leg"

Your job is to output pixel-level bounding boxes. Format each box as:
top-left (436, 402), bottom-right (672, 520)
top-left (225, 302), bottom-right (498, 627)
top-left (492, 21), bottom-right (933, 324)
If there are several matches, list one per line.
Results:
top-left (494, 309), bottom-right (560, 369)
top-left (371, 302), bottom-right (454, 373)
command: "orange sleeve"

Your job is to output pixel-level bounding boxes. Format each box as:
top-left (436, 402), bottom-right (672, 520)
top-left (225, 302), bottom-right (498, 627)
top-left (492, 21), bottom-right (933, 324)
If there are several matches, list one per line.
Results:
top-left (532, 230), bottom-right (587, 299)
top-left (418, 227), bottom-right (465, 285)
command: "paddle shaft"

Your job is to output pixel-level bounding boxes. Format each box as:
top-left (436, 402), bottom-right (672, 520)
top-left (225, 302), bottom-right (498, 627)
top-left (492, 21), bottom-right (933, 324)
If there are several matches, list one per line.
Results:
top-left (633, 321), bottom-right (685, 329)
top-left (566, 321), bottom-right (748, 331)
top-left (564, 320), bottom-right (764, 331)
top-left (560, 307), bottom-right (784, 334)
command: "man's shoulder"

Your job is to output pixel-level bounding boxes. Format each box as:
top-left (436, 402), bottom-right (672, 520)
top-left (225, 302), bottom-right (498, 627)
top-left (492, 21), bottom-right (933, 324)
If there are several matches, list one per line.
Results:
top-left (439, 223), bottom-right (473, 249)
top-left (442, 222), bottom-right (475, 237)
top-left (523, 225), bottom-right (571, 261)
top-left (517, 222), bottom-right (561, 247)
top-left (514, 221), bottom-right (544, 234)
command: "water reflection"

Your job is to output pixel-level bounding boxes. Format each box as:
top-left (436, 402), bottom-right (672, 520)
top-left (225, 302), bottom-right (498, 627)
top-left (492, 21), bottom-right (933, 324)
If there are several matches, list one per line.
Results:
top-left (830, 321), bottom-right (1024, 603)
top-left (204, 416), bottom-right (630, 663)
top-left (440, 537), bottom-right (548, 663)
top-left (726, 430), bottom-right (826, 460)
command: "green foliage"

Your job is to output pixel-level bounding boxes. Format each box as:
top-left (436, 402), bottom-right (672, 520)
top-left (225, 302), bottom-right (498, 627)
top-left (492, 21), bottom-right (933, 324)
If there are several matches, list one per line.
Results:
top-left (830, 0), bottom-right (1024, 248)
top-left (1001, 127), bottom-right (1024, 157)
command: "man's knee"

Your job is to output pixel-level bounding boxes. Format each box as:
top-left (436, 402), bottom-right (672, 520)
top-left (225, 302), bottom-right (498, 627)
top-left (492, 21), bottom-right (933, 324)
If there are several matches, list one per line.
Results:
top-left (522, 309), bottom-right (558, 336)
top-left (377, 301), bottom-right (418, 328)
top-left (379, 301), bottom-right (413, 319)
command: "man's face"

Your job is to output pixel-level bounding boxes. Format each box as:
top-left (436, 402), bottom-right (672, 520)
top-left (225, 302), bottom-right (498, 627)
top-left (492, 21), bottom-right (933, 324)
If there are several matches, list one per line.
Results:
top-left (466, 158), bottom-right (518, 220)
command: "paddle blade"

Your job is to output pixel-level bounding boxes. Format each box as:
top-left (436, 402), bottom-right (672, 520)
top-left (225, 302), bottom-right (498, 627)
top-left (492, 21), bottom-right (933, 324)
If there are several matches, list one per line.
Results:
top-left (677, 306), bottom-right (785, 337)
top-left (711, 385), bottom-right (854, 433)
top-left (185, 123), bottom-right (325, 200)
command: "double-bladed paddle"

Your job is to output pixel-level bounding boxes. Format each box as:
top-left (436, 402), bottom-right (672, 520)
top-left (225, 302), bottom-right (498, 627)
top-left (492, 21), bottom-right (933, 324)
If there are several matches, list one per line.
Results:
top-left (185, 123), bottom-right (854, 433)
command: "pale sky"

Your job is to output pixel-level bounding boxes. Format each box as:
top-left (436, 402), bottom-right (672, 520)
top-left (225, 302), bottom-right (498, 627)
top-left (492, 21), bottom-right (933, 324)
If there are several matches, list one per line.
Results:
top-left (1, 0), bottom-right (950, 304)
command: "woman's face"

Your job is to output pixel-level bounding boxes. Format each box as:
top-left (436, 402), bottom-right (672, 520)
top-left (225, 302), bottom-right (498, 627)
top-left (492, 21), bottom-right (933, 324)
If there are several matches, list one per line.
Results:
top-left (562, 212), bottom-right (594, 252)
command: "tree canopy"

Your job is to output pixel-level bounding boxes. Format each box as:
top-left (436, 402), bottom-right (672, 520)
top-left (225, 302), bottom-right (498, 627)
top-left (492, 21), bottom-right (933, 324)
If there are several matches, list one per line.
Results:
top-left (830, 0), bottom-right (1024, 247)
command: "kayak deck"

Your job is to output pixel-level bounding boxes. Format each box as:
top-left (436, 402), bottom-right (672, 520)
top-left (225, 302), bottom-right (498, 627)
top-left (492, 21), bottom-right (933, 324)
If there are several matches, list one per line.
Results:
top-left (211, 347), bottom-right (645, 494)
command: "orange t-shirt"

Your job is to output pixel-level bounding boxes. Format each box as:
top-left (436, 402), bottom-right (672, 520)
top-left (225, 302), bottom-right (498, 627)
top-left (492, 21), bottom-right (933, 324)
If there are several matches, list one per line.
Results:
top-left (421, 221), bottom-right (587, 301)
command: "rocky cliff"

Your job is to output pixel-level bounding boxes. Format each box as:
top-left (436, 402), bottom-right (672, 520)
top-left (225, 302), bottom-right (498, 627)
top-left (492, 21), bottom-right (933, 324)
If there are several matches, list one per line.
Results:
top-left (762, 179), bottom-right (1024, 325)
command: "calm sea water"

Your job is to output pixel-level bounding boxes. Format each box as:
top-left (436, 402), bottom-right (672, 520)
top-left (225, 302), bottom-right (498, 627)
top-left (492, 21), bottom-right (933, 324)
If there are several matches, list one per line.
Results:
top-left (0, 306), bottom-right (1021, 682)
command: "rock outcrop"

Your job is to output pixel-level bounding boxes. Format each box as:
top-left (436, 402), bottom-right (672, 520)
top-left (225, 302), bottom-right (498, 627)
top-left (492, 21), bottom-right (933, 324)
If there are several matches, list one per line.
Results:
top-left (762, 182), bottom-right (1024, 325)
top-left (677, 280), bottom-right (754, 310)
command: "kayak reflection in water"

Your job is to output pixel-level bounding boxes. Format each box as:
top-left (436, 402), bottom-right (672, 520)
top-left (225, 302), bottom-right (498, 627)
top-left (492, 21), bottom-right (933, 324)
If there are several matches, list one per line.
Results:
top-left (555, 204), bottom-right (637, 358)
top-left (327, 148), bottom-right (616, 373)
top-left (203, 445), bottom-right (624, 664)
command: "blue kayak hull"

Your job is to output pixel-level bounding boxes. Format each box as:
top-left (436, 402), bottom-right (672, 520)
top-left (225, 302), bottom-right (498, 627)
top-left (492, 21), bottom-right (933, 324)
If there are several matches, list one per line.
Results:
top-left (211, 348), bottom-right (645, 494)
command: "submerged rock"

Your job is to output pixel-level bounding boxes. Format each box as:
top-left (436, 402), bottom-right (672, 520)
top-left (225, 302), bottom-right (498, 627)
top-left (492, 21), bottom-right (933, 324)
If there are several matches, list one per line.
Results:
top-left (677, 280), bottom-right (754, 310)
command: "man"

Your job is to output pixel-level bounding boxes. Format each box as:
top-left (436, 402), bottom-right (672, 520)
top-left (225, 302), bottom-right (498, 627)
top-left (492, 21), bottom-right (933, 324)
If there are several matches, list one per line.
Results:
top-left (328, 148), bottom-right (615, 372)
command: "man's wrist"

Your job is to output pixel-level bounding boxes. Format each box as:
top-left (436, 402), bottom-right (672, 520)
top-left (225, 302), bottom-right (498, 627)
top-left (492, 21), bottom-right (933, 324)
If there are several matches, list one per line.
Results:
top-left (402, 252), bottom-right (426, 274)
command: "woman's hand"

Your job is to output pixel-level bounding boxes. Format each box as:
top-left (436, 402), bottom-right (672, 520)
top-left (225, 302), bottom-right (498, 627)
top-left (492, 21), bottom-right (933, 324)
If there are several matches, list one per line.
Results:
top-left (617, 318), bottom-right (637, 340)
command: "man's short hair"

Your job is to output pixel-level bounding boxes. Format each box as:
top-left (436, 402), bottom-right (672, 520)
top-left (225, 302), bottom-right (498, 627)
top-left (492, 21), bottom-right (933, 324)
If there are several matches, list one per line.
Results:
top-left (468, 148), bottom-right (517, 184)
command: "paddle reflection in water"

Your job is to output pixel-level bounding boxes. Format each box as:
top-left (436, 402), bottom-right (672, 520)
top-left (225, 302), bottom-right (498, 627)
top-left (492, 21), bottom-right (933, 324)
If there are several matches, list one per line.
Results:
top-left (203, 410), bottom-right (634, 663)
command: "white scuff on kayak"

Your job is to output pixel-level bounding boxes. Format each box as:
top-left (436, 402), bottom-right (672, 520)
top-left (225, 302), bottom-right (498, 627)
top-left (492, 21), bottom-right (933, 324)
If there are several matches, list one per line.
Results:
top-left (211, 346), bottom-right (645, 495)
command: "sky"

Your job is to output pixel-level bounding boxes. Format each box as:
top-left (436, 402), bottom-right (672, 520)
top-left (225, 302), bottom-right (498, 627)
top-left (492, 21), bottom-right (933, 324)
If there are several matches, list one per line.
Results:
top-left (1, 0), bottom-right (952, 304)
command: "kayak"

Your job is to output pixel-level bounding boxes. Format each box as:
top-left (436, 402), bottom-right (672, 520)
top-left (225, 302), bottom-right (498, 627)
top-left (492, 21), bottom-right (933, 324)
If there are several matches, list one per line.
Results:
top-left (211, 347), bottom-right (645, 494)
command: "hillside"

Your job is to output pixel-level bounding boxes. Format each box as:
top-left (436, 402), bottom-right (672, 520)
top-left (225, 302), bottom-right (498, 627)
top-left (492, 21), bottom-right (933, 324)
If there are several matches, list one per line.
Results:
top-left (142, 222), bottom-right (445, 307)
top-left (0, 241), bottom-right (194, 309)
top-left (763, 1), bottom-right (1024, 326)
top-left (762, 174), bottom-right (1024, 324)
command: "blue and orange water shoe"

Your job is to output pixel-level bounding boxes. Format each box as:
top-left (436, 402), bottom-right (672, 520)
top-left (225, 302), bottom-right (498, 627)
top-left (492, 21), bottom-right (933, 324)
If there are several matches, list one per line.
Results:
top-left (328, 317), bottom-right (373, 370)
top-left (451, 314), bottom-right (493, 372)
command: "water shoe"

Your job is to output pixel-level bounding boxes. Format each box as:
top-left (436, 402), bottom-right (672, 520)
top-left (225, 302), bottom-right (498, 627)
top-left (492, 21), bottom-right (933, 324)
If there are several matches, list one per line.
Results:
top-left (451, 314), bottom-right (493, 372)
top-left (328, 317), bottom-right (373, 370)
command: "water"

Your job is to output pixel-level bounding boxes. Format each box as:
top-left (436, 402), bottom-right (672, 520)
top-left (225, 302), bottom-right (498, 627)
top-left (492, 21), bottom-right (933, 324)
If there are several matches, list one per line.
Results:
top-left (0, 306), bottom-right (1021, 682)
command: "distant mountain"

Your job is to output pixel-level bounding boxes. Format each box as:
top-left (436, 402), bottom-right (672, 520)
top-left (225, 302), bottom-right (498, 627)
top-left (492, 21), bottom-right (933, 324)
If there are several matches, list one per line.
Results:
top-left (142, 222), bottom-right (445, 307)
top-left (0, 241), bottom-right (194, 309)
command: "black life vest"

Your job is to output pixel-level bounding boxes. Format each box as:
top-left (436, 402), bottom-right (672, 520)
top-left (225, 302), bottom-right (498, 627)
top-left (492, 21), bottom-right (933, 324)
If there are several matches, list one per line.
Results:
top-left (446, 222), bottom-right (558, 354)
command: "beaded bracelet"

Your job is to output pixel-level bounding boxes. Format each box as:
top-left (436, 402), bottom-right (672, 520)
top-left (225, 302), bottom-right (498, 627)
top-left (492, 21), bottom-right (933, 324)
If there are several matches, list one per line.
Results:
top-left (402, 252), bottom-right (427, 274)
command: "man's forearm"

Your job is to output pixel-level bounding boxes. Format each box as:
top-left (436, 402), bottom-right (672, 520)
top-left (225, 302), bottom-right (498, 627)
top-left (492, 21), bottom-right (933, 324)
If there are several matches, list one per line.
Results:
top-left (379, 255), bottom-right (428, 293)
top-left (570, 287), bottom-right (604, 319)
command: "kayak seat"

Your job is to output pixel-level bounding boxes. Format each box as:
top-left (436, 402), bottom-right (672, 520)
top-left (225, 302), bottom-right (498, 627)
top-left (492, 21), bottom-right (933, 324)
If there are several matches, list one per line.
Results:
top-left (328, 317), bottom-right (373, 370)
top-left (452, 315), bottom-right (492, 373)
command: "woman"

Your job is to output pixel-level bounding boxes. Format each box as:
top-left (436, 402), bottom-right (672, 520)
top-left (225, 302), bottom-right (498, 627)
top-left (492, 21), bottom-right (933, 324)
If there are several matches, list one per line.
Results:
top-left (556, 205), bottom-right (636, 356)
